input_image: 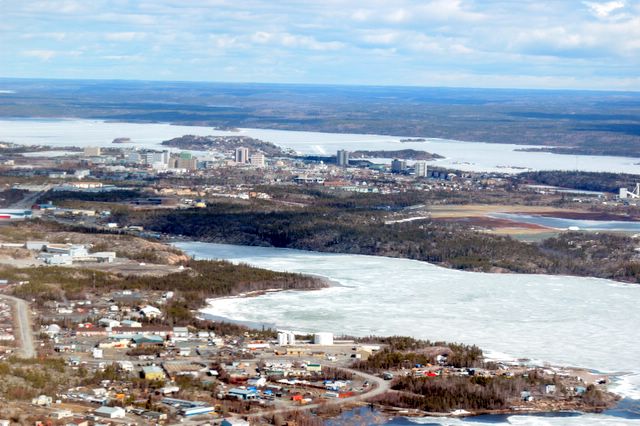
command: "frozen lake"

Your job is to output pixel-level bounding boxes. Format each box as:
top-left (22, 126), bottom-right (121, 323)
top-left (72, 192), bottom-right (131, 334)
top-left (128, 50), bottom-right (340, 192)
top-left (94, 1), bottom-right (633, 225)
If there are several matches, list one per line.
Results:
top-left (1, 118), bottom-right (640, 173)
top-left (177, 241), bottom-right (640, 424)
top-left (492, 213), bottom-right (640, 232)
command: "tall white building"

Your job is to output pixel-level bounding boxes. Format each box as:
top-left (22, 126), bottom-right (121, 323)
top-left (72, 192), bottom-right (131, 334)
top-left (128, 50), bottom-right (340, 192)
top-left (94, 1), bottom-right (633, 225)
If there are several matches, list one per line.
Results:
top-left (235, 147), bottom-right (249, 164)
top-left (414, 161), bottom-right (428, 177)
top-left (144, 151), bottom-right (170, 166)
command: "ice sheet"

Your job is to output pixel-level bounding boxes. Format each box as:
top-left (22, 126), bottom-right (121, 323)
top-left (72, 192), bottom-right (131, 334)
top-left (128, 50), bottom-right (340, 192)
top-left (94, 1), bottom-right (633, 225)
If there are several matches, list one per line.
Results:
top-left (1, 118), bottom-right (640, 173)
top-left (176, 242), bottom-right (640, 376)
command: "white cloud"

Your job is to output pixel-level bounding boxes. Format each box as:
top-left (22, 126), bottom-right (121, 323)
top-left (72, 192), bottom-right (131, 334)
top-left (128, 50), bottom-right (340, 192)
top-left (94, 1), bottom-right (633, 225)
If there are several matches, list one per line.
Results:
top-left (21, 32), bottom-right (67, 41)
top-left (583, 1), bottom-right (625, 18)
top-left (105, 32), bottom-right (146, 42)
top-left (360, 32), bottom-right (400, 45)
top-left (102, 55), bottom-right (144, 61)
top-left (251, 32), bottom-right (344, 51)
top-left (22, 50), bottom-right (57, 61)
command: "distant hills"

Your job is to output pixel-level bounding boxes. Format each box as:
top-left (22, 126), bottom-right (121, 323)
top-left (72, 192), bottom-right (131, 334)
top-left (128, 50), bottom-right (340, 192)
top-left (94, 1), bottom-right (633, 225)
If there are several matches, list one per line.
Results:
top-left (1, 78), bottom-right (640, 157)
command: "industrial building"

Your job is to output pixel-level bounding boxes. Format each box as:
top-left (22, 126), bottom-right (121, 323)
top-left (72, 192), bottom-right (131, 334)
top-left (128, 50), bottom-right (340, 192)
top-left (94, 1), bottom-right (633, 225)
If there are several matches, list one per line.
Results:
top-left (94, 406), bottom-right (126, 419)
top-left (314, 332), bottom-right (334, 345)
top-left (141, 365), bottom-right (166, 381)
top-left (0, 209), bottom-right (32, 220)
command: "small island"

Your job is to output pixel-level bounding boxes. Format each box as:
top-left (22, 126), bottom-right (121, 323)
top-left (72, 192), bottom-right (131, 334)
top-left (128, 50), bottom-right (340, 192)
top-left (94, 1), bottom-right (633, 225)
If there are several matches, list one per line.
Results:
top-left (162, 134), bottom-right (287, 156)
top-left (350, 149), bottom-right (443, 161)
top-left (112, 137), bottom-right (132, 144)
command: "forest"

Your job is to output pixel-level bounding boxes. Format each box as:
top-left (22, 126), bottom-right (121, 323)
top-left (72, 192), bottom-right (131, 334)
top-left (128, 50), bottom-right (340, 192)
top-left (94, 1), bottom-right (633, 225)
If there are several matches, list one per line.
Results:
top-left (116, 196), bottom-right (640, 284)
top-left (518, 170), bottom-right (640, 193)
top-left (7, 259), bottom-right (327, 309)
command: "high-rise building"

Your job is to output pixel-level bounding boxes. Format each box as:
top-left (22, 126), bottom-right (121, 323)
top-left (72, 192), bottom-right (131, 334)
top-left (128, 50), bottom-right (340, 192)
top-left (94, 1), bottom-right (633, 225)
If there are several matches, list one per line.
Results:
top-left (391, 159), bottom-right (407, 173)
top-left (144, 150), bottom-right (170, 166)
top-left (337, 149), bottom-right (349, 167)
top-left (175, 157), bottom-right (198, 170)
top-left (249, 153), bottom-right (266, 167)
top-left (126, 152), bottom-right (142, 163)
top-left (235, 147), bottom-right (249, 164)
top-left (414, 161), bottom-right (428, 177)
top-left (83, 147), bottom-right (101, 157)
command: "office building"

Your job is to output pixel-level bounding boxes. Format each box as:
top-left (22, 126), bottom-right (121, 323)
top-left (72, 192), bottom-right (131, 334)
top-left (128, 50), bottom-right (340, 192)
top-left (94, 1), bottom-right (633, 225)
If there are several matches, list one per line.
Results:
top-left (144, 151), bottom-right (170, 166)
top-left (391, 159), bottom-right (407, 173)
top-left (249, 153), bottom-right (266, 167)
top-left (414, 161), bottom-right (428, 177)
top-left (83, 147), bottom-right (101, 157)
top-left (337, 150), bottom-right (349, 167)
top-left (235, 147), bottom-right (249, 164)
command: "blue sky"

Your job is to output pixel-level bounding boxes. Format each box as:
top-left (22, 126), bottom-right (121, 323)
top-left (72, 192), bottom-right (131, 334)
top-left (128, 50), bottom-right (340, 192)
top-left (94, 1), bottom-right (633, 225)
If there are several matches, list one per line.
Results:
top-left (1, 0), bottom-right (639, 90)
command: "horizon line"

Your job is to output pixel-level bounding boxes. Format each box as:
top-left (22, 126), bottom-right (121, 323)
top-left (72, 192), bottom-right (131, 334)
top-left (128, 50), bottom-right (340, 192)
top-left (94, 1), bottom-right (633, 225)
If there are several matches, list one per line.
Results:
top-left (1, 76), bottom-right (638, 95)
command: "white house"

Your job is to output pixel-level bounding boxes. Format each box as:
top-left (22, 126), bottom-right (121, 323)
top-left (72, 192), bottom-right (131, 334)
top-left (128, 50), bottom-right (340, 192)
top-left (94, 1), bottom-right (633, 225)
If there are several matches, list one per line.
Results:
top-left (139, 305), bottom-right (162, 319)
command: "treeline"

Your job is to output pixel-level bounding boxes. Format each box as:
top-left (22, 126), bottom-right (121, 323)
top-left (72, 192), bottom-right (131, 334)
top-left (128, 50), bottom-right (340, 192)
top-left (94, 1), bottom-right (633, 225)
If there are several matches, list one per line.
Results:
top-left (36, 189), bottom-right (145, 205)
top-left (9, 259), bottom-right (327, 309)
top-left (353, 343), bottom-right (482, 372)
top-left (518, 170), bottom-right (640, 193)
top-left (375, 375), bottom-right (534, 412)
top-left (118, 198), bottom-right (640, 283)
top-left (0, 189), bottom-right (28, 207)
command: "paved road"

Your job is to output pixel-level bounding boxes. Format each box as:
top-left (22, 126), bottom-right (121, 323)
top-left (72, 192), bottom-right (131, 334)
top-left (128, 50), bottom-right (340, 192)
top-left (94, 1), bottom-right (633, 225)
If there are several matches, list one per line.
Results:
top-left (9, 185), bottom-right (51, 209)
top-left (0, 294), bottom-right (36, 358)
top-left (245, 366), bottom-right (391, 418)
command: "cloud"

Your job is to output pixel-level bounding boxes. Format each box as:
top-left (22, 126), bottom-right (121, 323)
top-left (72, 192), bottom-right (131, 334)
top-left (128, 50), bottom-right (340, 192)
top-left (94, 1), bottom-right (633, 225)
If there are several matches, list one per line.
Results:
top-left (251, 32), bottom-right (344, 51)
top-left (105, 32), bottom-right (146, 42)
top-left (22, 50), bottom-right (57, 61)
top-left (102, 55), bottom-right (144, 62)
top-left (583, 1), bottom-right (625, 18)
top-left (21, 32), bottom-right (67, 41)
top-left (2, 0), bottom-right (638, 90)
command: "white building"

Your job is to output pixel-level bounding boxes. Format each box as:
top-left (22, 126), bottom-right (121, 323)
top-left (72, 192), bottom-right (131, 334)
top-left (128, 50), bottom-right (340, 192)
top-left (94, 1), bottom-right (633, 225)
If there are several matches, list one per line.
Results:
top-left (414, 161), bottom-right (428, 177)
top-left (74, 169), bottom-right (91, 179)
top-left (94, 406), bottom-right (126, 419)
top-left (83, 147), bottom-right (101, 157)
top-left (314, 332), bottom-right (334, 345)
top-left (139, 305), bottom-right (162, 319)
top-left (249, 153), bottom-right (266, 167)
top-left (98, 318), bottom-right (121, 328)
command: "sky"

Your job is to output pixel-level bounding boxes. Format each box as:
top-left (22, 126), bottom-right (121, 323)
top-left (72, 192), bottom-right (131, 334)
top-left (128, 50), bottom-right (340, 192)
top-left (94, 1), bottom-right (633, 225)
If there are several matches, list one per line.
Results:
top-left (1, 0), bottom-right (639, 90)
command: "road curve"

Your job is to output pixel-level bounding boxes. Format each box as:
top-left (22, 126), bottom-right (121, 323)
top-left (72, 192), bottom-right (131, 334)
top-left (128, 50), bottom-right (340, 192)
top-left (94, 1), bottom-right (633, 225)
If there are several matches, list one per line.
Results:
top-left (246, 366), bottom-right (391, 418)
top-left (0, 294), bottom-right (36, 358)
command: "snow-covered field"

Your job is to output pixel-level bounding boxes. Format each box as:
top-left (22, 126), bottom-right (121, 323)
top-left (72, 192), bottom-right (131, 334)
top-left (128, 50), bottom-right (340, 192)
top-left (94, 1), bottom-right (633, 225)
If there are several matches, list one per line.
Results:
top-left (1, 118), bottom-right (640, 173)
top-left (176, 242), bottom-right (640, 424)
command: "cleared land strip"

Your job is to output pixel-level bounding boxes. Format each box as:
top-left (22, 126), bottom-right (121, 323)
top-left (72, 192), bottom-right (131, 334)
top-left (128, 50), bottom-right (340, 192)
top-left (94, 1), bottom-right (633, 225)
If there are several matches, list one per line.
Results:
top-left (0, 294), bottom-right (35, 358)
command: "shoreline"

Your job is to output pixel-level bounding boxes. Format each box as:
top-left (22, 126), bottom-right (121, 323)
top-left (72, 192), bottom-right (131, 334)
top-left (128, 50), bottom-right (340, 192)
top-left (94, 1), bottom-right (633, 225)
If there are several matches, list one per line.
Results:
top-left (194, 278), bottom-right (631, 415)
top-left (171, 237), bottom-right (640, 286)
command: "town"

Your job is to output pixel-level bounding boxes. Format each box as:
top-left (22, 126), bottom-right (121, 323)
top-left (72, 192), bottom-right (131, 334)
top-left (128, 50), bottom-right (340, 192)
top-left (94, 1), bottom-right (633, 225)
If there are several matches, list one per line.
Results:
top-left (0, 136), bottom-right (635, 424)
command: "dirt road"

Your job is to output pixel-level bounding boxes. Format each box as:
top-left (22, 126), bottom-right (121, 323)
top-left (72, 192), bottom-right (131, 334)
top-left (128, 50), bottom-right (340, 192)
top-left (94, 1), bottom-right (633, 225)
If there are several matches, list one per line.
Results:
top-left (0, 294), bottom-right (35, 358)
